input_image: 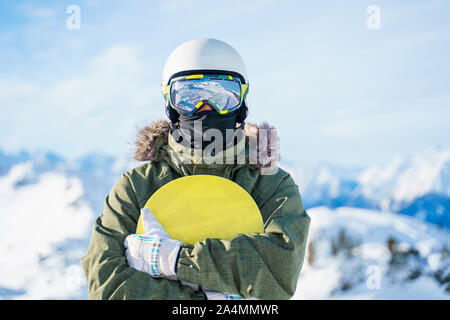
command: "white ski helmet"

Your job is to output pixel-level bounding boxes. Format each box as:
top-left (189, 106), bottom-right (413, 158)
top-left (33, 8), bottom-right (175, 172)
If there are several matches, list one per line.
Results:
top-left (162, 38), bottom-right (249, 123)
top-left (162, 38), bottom-right (249, 85)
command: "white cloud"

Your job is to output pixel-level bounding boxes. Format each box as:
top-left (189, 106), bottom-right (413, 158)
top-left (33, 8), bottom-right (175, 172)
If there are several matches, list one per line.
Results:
top-left (159, 0), bottom-right (194, 12)
top-left (0, 43), bottom-right (163, 158)
top-left (22, 6), bottom-right (57, 19)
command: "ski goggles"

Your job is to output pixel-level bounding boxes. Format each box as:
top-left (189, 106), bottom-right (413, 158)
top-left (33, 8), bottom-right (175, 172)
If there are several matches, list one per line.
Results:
top-left (162, 74), bottom-right (249, 114)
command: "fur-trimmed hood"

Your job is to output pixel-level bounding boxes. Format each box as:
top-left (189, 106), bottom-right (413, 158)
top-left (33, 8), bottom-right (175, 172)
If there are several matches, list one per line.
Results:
top-left (134, 119), bottom-right (280, 172)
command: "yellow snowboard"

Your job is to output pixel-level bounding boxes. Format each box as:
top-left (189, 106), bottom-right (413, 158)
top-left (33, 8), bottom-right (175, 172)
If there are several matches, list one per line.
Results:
top-left (137, 175), bottom-right (264, 245)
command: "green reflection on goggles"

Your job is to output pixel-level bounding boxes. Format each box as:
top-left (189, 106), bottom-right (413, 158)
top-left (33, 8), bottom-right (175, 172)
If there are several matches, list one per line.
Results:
top-left (161, 74), bottom-right (249, 114)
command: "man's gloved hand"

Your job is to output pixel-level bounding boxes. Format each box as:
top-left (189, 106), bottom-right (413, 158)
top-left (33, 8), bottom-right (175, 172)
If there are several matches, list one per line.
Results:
top-left (203, 289), bottom-right (243, 300)
top-left (124, 208), bottom-right (183, 278)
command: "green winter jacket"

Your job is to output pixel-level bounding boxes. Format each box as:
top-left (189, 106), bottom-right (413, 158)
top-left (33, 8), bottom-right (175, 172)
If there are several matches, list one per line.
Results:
top-left (81, 120), bottom-right (310, 300)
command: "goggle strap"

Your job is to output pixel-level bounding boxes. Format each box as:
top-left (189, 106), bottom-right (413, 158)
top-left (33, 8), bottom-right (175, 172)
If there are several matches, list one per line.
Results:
top-left (162, 85), bottom-right (170, 100)
top-left (194, 101), bottom-right (204, 110)
top-left (241, 84), bottom-right (249, 97)
top-left (186, 74), bottom-right (204, 79)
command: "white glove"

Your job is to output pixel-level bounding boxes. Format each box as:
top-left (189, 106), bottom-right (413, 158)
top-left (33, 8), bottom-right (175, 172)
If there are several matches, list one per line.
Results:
top-left (203, 289), bottom-right (243, 300)
top-left (124, 208), bottom-right (183, 278)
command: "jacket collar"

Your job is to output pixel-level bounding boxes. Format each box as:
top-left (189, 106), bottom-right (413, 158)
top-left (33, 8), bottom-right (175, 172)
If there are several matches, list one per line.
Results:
top-left (133, 119), bottom-right (279, 177)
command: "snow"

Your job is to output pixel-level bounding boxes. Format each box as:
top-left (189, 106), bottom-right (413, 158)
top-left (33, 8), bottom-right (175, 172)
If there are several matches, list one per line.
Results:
top-left (285, 146), bottom-right (450, 228)
top-left (0, 168), bottom-right (93, 299)
top-left (358, 147), bottom-right (450, 205)
top-left (292, 207), bottom-right (450, 300)
top-left (0, 152), bottom-right (128, 299)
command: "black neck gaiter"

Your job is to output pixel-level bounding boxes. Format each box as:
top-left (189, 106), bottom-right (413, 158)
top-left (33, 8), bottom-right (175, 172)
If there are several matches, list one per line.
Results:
top-left (172, 109), bottom-right (242, 151)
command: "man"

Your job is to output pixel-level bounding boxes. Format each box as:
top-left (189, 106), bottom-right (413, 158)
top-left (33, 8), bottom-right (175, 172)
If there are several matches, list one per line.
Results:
top-left (81, 38), bottom-right (310, 299)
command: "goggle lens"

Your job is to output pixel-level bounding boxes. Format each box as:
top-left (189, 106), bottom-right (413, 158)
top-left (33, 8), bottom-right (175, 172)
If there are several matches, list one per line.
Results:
top-left (166, 75), bottom-right (246, 114)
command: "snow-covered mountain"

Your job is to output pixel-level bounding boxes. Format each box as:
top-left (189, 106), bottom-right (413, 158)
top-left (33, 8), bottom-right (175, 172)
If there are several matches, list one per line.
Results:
top-left (0, 147), bottom-right (448, 299)
top-left (0, 151), bottom-right (131, 299)
top-left (293, 207), bottom-right (449, 299)
top-left (287, 147), bottom-right (450, 228)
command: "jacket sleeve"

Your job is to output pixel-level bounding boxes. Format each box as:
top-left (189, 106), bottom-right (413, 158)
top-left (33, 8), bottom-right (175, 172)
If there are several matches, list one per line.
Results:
top-left (175, 173), bottom-right (311, 300)
top-left (81, 173), bottom-right (206, 300)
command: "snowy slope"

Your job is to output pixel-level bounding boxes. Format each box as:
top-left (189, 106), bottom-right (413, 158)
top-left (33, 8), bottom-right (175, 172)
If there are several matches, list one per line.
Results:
top-left (0, 152), bottom-right (130, 299)
top-left (0, 164), bottom-right (93, 299)
top-left (359, 148), bottom-right (450, 204)
top-left (293, 207), bottom-right (450, 299)
top-left (286, 147), bottom-right (450, 228)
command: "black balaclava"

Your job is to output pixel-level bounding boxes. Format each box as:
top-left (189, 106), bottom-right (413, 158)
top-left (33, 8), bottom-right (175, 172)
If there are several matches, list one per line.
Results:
top-left (172, 108), bottom-right (243, 152)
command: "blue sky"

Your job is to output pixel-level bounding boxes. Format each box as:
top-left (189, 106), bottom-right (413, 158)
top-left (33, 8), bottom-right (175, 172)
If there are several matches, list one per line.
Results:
top-left (0, 0), bottom-right (449, 166)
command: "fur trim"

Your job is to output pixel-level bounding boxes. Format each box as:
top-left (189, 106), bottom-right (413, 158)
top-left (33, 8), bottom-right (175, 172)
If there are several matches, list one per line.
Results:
top-left (133, 120), bottom-right (280, 170)
top-left (134, 120), bottom-right (171, 162)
